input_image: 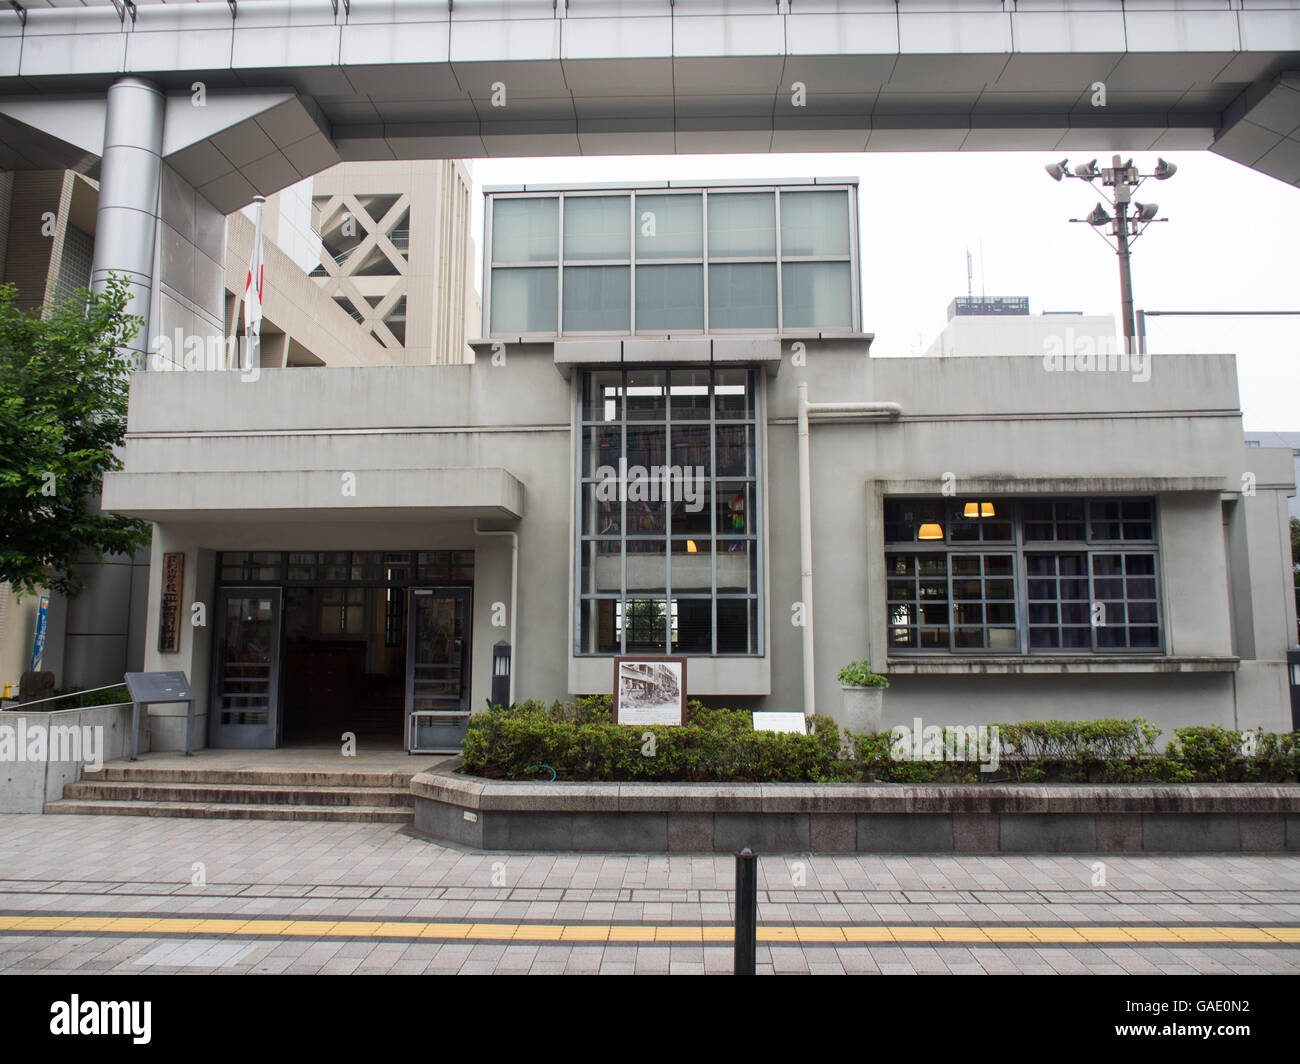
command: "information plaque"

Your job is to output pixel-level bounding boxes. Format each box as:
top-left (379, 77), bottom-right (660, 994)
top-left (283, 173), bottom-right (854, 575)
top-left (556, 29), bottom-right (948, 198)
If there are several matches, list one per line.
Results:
top-left (124, 671), bottom-right (196, 759)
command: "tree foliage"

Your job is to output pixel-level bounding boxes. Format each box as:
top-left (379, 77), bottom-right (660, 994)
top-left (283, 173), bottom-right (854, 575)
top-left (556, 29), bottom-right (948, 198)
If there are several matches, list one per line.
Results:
top-left (1291, 516), bottom-right (1299, 586)
top-left (0, 275), bottom-right (150, 597)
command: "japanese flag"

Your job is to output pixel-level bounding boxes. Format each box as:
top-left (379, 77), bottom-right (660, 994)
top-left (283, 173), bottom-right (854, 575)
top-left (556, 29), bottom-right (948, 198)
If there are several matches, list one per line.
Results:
top-left (242, 196), bottom-right (265, 370)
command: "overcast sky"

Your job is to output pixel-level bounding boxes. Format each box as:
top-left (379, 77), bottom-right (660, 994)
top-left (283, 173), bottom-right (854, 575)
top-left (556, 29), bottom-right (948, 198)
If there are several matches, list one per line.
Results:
top-left (467, 150), bottom-right (1299, 430)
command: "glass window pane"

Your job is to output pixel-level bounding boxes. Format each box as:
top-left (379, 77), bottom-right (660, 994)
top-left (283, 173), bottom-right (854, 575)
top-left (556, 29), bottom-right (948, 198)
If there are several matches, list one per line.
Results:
top-left (624, 597), bottom-right (669, 652)
top-left (672, 597), bottom-right (713, 652)
top-left (708, 192), bottom-right (776, 257)
top-left (491, 196), bottom-right (558, 262)
top-left (583, 369), bottom-right (622, 423)
top-left (717, 598), bottom-right (757, 654)
top-left (584, 424), bottom-right (623, 476)
top-left (563, 195), bottom-right (629, 260)
top-left (779, 190), bottom-right (850, 256)
top-left (782, 261), bottom-right (852, 329)
top-left (625, 370), bottom-right (666, 422)
top-left (626, 423), bottom-right (666, 467)
top-left (490, 267), bottom-right (557, 333)
top-left (579, 598), bottom-right (621, 654)
top-left (582, 482), bottom-right (622, 537)
top-left (668, 368), bottom-right (711, 420)
top-left (716, 425), bottom-right (753, 477)
top-left (636, 264), bottom-right (703, 331)
top-left (714, 368), bottom-right (753, 419)
top-left (636, 194), bottom-right (702, 259)
top-left (670, 423), bottom-right (711, 469)
top-left (563, 265), bottom-right (629, 332)
top-left (709, 263), bottom-right (777, 329)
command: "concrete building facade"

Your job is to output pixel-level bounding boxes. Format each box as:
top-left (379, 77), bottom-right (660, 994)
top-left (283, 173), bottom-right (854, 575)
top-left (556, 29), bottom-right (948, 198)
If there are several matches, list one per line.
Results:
top-left (101, 179), bottom-right (1299, 754)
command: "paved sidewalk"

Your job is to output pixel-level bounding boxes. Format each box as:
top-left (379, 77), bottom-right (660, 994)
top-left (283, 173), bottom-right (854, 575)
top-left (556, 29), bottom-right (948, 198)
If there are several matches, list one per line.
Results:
top-left (1, 813), bottom-right (1298, 975)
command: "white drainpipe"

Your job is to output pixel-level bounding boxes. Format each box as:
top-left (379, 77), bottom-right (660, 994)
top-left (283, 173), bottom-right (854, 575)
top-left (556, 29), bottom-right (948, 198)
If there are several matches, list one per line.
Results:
top-left (473, 519), bottom-right (519, 706)
top-left (797, 382), bottom-right (902, 717)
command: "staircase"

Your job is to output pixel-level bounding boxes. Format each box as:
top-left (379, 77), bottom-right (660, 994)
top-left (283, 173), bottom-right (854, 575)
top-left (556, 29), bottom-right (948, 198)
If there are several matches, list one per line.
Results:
top-left (45, 762), bottom-right (417, 823)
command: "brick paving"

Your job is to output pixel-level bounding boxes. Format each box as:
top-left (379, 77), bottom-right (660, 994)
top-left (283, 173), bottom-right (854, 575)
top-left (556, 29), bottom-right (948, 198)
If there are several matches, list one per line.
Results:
top-left (0, 813), bottom-right (1298, 974)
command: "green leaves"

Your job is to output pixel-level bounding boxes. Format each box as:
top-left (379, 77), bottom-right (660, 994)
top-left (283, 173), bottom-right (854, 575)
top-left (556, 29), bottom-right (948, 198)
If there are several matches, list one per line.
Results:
top-left (0, 275), bottom-right (149, 597)
top-left (837, 659), bottom-right (889, 687)
top-left (461, 698), bottom-right (852, 782)
top-left (849, 719), bottom-right (1298, 783)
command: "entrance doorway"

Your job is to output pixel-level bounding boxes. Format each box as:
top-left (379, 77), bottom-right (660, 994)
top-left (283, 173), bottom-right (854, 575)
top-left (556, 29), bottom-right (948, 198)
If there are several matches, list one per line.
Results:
top-left (210, 551), bottom-right (475, 751)
top-left (281, 585), bottom-right (406, 745)
top-left (406, 587), bottom-right (472, 752)
top-left (209, 587), bottom-right (282, 748)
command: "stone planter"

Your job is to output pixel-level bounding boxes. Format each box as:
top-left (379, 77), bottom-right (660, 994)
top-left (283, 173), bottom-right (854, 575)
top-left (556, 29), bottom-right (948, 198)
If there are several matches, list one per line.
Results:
top-left (838, 684), bottom-right (885, 735)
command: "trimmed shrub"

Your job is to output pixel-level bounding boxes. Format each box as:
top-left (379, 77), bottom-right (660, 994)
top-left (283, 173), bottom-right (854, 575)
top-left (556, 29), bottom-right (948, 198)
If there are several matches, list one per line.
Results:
top-left (849, 718), bottom-right (1298, 784)
top-left (461, 698), bottom-right (851, 782)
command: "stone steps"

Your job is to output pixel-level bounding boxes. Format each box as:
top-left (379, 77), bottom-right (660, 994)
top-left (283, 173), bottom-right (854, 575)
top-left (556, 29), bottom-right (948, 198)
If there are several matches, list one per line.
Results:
top-left (44, 798), bottom-right (412, 823)
top-left (45, 763), bottom-right (417, 823)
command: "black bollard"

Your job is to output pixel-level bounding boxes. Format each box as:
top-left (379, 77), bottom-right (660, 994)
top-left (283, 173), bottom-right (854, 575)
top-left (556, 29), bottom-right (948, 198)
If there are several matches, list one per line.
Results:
top-left (734, 847), bottom-right (757, 975)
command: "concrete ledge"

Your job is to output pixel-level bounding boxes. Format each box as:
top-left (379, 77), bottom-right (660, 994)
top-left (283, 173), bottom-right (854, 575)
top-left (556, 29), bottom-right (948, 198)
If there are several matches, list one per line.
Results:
top-left (885, 656), bottom-right (1239, 675)
top-left (411, 769), bottom-right (1300, 853)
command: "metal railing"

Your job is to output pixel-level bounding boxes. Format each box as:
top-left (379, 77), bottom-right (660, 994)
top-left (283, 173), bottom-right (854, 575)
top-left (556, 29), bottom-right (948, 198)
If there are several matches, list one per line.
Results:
top-left (2, 682), bottom-right (130, 712)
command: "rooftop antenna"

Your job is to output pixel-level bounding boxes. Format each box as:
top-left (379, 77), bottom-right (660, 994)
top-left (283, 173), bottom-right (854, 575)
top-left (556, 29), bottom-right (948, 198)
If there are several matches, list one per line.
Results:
top-left (966, 250), bottom-right (973, 299)
top-left (979, 241), bottom-right (986, 299)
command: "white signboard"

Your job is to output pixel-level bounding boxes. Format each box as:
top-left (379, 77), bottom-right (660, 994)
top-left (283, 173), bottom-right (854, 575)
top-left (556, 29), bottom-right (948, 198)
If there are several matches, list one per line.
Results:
top-left (751, 712), bottom-right (808, 735)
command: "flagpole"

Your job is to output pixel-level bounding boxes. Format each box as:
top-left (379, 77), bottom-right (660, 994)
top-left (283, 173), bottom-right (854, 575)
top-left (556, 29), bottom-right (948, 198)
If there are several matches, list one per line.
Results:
top-left (242, 195), bottom-right (266, 373)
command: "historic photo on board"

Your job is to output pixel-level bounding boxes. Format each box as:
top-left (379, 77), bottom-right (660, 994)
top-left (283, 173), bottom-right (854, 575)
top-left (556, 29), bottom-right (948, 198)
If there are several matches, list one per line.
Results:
top-left (612, 656), bottom-right (687, 726)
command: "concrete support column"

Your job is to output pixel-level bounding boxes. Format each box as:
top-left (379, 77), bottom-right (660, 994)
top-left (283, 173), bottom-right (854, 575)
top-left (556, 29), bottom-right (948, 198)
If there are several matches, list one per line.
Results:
top-left (91, 77), bottom-right (164, 367)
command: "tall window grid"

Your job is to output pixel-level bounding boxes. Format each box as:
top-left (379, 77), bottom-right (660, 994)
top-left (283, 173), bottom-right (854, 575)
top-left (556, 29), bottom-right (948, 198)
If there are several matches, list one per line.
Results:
top-left (576, 367), bottom-right (762, 656)
top-left (486, 185), bottom-right (859, 337)
top-left (885, 498), bottom-right (1162, 654)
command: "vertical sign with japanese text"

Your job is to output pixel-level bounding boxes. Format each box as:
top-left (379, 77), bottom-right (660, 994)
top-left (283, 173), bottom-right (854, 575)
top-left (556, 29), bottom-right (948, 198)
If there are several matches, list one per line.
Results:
top-left (158, 552), bottom-right (185, 653)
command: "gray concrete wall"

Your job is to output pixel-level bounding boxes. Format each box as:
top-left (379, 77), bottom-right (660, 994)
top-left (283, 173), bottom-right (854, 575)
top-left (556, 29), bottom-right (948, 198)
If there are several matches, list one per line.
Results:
top-left (151, 164), bottom-right (226, 370)
top-left (0, 702), bottom-right (147, 813)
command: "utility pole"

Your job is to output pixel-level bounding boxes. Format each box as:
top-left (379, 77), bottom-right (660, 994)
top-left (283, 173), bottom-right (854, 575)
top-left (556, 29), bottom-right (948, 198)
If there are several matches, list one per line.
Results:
top-left (1107, 156), bottom-right (1137, 351)
top-left (1046, 155), bottom-right (1175, 355)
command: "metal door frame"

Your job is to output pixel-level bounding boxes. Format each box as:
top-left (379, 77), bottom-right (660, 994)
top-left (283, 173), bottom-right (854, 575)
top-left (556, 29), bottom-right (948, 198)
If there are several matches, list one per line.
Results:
top-left (405, 586), bottom-right (472, 753)
top-left (208, 586), bottom-right (283, 749)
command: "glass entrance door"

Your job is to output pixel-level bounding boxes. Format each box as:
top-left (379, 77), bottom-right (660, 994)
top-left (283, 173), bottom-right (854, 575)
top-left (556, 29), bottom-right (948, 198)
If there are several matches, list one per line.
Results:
top-left (209, 588), bottom-right (282, 749)
top-left (405, 587), bottom-right (472, 752)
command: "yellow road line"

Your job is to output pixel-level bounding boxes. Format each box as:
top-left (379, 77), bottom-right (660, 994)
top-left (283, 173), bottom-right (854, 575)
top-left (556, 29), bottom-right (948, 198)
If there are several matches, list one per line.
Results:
top-left (0, 915), bottom-right (1295, 945)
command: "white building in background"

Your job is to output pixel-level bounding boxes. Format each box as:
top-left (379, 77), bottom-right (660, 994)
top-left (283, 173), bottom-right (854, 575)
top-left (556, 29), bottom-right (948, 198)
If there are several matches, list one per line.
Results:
top-left (923, 296), bottom-right (1118, 360)
top-left (1245, 433), bottom-right (1300, 520)
top-left (305, 160), bottom-right (478, 365)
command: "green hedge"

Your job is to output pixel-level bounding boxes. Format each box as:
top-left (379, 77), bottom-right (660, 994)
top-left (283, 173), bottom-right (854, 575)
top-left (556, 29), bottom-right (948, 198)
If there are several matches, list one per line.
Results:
top-left (462, 697), bottom-right (851, 782)
top-left (852, 720), bottom-right (1300, 784)
top-left (462, 703), bottom-right (1300, 785)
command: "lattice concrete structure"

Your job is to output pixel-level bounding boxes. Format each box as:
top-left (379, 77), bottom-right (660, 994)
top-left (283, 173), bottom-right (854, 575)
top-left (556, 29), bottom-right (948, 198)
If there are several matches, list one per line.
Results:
top-left (306, 160), bottom-right (476, 365)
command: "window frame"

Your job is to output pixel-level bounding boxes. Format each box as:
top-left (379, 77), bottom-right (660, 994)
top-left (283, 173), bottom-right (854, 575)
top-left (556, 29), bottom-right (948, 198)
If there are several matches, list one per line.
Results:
top-left (484, 184), bottom-right (861, 338)
top-left (884, 497), bottom-right (1164, 656)
top-left (574, 366), bottom-right (764, 658)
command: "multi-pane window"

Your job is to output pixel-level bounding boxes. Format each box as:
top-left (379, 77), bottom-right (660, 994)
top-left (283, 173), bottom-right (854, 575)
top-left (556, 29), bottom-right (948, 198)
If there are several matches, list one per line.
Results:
top-left (577, 368), bottom-right (761, 656)
top-left (485, 185), bottom-right (858, 336)
top-left (216, 551), bottom-right (474, 586)
top-left (885, 498), bottom-right (1161, 654)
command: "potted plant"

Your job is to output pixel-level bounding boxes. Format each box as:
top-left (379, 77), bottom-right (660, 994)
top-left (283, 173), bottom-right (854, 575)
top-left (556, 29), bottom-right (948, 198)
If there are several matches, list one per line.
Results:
top-left (837, 659), bottom-right (889, 734)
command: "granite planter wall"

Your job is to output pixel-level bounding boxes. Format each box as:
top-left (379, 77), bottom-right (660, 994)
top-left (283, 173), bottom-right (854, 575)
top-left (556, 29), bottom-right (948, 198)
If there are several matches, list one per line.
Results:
top-left (411, 767), bottom-right (1300, 854)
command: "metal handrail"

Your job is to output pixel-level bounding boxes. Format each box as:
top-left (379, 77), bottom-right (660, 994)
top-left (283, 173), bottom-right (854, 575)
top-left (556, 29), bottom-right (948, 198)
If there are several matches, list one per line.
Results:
top-left (4, 682), bottom-right (129, 710)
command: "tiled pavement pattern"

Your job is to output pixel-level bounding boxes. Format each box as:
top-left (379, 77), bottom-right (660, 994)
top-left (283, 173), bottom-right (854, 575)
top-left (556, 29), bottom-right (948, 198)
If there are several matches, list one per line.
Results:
top-left (1, 814), bottom-right (1298, 975)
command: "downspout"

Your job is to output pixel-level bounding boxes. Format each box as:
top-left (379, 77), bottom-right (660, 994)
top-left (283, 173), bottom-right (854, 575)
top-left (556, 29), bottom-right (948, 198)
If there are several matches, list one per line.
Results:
top-left (796, 382), bottom-right (902, 717)
top-left (473, 519), bottom-right (518, 706)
